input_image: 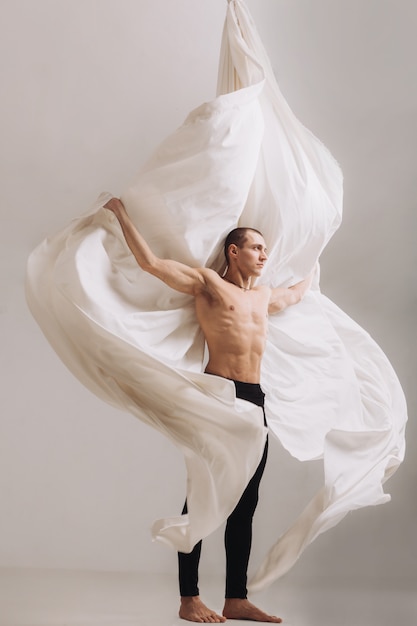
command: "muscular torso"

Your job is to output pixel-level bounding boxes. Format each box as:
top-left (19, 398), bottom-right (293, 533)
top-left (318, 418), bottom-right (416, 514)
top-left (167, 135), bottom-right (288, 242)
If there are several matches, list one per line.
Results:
top-left (195, 270), bottom-right (270, 383)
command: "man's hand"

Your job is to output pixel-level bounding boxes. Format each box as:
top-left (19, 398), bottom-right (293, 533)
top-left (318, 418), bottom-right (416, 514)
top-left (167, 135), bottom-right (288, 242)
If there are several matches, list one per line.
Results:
top-left (104, 197), bottom-right (125, 217)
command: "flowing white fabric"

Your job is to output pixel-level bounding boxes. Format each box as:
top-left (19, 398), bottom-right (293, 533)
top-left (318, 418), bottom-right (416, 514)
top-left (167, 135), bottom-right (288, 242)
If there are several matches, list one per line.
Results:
top-left (25, 0), bottom-right (407, 591)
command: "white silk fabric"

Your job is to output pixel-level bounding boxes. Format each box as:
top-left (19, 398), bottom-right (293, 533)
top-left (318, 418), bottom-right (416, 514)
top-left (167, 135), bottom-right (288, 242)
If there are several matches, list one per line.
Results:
top-left (26, 0), bottom-right (406, 591)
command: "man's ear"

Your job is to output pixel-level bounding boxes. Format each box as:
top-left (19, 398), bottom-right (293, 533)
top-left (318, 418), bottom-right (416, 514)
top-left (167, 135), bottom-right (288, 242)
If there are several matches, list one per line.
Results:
top-left (229, 244), bottom-right (238, 257)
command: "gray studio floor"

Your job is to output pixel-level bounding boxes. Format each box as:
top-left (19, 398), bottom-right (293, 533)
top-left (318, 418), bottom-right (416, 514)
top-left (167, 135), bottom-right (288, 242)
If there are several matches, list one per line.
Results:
top-left (0, 568), bottom-right (415, 626)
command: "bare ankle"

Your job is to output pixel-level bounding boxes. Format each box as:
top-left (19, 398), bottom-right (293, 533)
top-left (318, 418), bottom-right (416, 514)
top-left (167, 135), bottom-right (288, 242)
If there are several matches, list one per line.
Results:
top-left (179, 596), bottom-right (226, 623)
top-left (222, 598), bottom-right (282, 623)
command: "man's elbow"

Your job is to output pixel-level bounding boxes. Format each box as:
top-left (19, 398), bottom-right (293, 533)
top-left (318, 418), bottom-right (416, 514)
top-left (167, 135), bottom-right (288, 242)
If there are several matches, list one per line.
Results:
top-left (141, 260), bottom-right (155, 274)
top-left (140, 255), bottom-right (160, 275)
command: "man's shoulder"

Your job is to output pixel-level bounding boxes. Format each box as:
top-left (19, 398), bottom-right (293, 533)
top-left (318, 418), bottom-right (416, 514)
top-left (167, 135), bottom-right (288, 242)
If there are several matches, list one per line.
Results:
top-left (253, 284), bottom-right (271, 295)
top-left (191, 267), bottom-right (223, 299)
top-left (199, 267), bottom-right (223, 283)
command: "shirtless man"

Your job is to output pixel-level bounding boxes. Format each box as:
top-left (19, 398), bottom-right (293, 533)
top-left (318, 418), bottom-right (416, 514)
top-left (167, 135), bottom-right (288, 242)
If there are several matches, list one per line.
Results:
top-left (104, 197), bottom-right (312, 623)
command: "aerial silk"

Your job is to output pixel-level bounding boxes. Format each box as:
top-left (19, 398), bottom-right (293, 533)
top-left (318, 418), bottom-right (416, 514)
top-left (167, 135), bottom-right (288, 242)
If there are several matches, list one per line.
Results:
top-left (26, 0), bottom-right (407, 591)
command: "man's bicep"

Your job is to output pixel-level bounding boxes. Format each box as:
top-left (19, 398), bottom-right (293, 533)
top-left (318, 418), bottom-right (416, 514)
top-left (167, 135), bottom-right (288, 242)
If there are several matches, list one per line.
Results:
top-left (268, 287), bottom-right (295, 314)
top-left (149, 259), bottom-right (207, 295)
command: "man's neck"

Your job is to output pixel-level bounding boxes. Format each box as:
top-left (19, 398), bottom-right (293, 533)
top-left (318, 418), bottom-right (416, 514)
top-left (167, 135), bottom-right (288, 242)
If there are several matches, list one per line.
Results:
top-left (222, 271), bottom-right (252, 291)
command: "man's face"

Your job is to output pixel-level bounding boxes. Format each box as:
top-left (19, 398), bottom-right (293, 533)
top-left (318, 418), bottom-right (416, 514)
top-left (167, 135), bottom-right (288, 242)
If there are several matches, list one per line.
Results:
top-left (233, 231), bottom-right (268, 277)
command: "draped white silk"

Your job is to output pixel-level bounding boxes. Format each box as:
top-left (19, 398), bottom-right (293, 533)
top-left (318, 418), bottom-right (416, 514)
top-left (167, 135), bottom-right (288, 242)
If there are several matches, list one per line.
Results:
top-left (26, 0), bottom-right (407, 591)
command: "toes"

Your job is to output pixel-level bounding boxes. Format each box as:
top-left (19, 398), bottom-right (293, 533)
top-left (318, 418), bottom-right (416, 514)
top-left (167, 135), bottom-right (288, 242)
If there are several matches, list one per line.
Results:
top-left (205, 612), bottom-right (224, 623)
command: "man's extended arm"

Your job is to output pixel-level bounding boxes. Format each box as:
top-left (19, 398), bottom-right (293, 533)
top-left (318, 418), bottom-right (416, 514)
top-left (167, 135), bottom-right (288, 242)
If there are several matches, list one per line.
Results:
top-left (104, 198), bottom-right (206, 296)
top-left (268, 273), bottom-right (313, 314)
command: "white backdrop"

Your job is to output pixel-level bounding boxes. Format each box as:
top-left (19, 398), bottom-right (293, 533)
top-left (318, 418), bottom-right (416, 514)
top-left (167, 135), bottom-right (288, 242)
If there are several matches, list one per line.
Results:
top-left (1, 0), bottom-right (415, 589)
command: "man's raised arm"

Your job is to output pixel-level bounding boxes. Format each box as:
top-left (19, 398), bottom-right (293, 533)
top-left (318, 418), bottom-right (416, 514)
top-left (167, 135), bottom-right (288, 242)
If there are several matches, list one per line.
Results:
top-left (268, 273), bottom-right (313, 314)
top-left (104, 198), bottom-right (206, 296)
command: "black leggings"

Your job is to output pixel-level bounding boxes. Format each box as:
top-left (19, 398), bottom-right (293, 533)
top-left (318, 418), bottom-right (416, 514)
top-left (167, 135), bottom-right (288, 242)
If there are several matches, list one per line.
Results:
top-left (178, 380), bottom-right (268, 599)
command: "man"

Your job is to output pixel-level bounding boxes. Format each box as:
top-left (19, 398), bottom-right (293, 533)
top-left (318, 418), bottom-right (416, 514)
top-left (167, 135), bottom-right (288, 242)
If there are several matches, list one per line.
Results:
top-left (104, 197), bottom-right (312, 623)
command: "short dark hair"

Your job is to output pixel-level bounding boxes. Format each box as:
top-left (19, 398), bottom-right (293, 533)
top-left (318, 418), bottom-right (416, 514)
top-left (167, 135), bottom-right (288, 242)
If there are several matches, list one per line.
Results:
top-left (224, 227), bottom-right (264, 264)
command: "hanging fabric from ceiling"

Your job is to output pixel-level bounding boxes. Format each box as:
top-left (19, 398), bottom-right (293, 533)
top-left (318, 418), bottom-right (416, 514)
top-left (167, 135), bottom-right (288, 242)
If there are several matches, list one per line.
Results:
top-left (26, 0), bottom-right (406, 591)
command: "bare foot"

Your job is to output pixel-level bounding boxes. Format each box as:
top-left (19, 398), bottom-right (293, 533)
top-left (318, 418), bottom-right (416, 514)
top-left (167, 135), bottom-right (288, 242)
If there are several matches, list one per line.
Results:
top-left (179, 596), bottom-right (226, 623)
top-left (223, 598), bottom-right (282, 622)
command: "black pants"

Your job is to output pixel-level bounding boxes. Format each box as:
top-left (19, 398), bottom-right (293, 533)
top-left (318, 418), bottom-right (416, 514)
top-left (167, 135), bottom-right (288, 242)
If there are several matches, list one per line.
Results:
top-left (178, 380), bottom-right (268, 599)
